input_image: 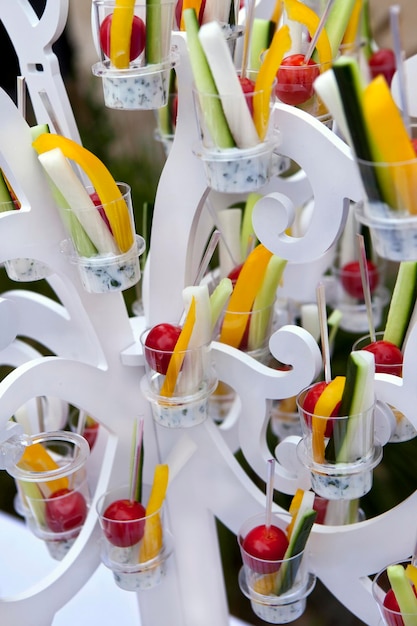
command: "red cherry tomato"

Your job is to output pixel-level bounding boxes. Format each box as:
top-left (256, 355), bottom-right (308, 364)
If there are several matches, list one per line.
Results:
top-left (239, 76), bottom-right (256, 116)
top-left (275, 54), bottom-right (320, 106)
top-left (369, 48), bottom-right (396, 86)
top-left (227, 263), bottom-right (243, 286)
top-left (90, 191), bottom-right (113, 232)
top-left (99, 14), bottom-right (146, 61)
top-left (45, 488), bottom-right (88, 533)
top-left (412, 138), bottom-right (417, 156)
top-left (102, 499), bottom-right (146, 547)
top-left (362, 340), bottom-right (403, 376)
top-left (83, 422), bottom-right (100, 450)
top-left (339, 260), bottom-right (379, 299)
top-left (241, 524), bottom-right (289, 573)
top-left (144, 323), bottom-right (182, 375)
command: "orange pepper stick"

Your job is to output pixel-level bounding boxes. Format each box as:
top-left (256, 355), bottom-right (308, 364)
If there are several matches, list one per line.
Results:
top-left (219, 244), bottom-right (273, 349)
top-left (139, 463), bottom-right (169, 562)
top-left (110, 0), bottom-right (136, 69)
top-left (180, 0), bottom-right (203, 30)
top-left (18, 443), bottom-right (69, 494)
top-left (311, 376), bottom-right (345, 463)
top-left (160, 296), bottom-right (196, 397)
top-left (33, 133), bottom-right (134, 253)
top-left (253, 24), bottom-right (292, 140)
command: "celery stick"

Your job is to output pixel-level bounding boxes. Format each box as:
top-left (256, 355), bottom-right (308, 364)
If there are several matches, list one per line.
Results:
top-left (184, 8), bottom-right (235, 149)
top-left (240, 192), bottom-right (262, 260)
top-left (324, 0), bottom-right (357, 59)
top-left (218, 208), bottom-right (242, 278)
top-left (146, 0), bottom-right (162, 64)
top-left (210, 277), bottom-right (233, 332)
top-left (37, 148), bottom-right (119, 255)
top-left (247, 255), bottom-right (287, 351)
top-left (198, 20), bottom-right (260, 148)
top-left (387, 565), bottom-right (417, 626)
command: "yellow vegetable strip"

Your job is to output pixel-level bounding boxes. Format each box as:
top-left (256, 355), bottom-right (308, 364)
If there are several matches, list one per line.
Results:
top-left (341, 0), bottom-right (363, 49)
top-left (160, 297), bottom-right (196, 397)
top-left (253, 24), bottom-right (292, 140)
top-left (33, 133), bottom-right (134, 252)
top-left (110, 0), bottom-right (135, 69)
top-left (18, 443), bottom-right (69, 494)
top-left (139, 464), bottom-right (169, 562)
top-left (219, 244), bottom-right (273, 348)
top-left (283, 0), bottom-right (332, 66)
top-left (362, 75), bottom-right (417, 215)
top-left (286, 488), bottom-right (304, 539)
top-left (270, 0), bottom-right (283, 25)
top-left (180, 0), bottom-right (203, 30)
top-left (312, 376), bottom-right (345, 463)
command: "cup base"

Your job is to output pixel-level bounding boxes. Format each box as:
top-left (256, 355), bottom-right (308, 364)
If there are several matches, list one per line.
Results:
top-left (112, 562), bottom-right (166, 591)
top-left (4, 258), bottom-right (50, 282)
top-left (297, 440), bottom-right (383, 500)
top-left (193, 139), bottom-right (289, 194)
top-left (355, 201), bottom-right (417, 262)
top-left (238, 567), bottom-right (316, 624)
top-left (92, 53), bottom-right (178, 110)
top-left (61, 234), bottom-right (145, 294)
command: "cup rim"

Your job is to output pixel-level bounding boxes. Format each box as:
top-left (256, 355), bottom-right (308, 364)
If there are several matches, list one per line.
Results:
top-left (8, 431), bottom-right (90, 481)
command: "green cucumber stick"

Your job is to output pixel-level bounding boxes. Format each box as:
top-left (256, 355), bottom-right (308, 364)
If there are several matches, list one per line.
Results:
top-left (183, 9), bottom-right (235, 149)
top-left (249, 19), bottom-right (275, 71)
top-left (247, 255), bottom-right (287, 351)
top-left (383, 261), bottom-right (417, 350)
top-left (240, 192), bottom-right (262, 260)
top-left (158, 69), bottom-right (177, 136)
top-left (387, 565), bottom-right (417, 626)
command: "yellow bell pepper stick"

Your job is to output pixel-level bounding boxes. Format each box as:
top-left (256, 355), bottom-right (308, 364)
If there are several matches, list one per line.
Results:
top-left (180, 0), bottom-right (203, 30)
top-left (219, 244), bottom-right (273, 349)
top-left (283, 0), bottom-right (332, 67)
top-left (362, 75), bottom-right (417, 215)
top-left (139, 463), bottom-right (169, 562)
top-left (110, 0), bottom-right (135, 69)
top-left (270, 0), bottom-right (283, 26)
top-left (286, 488), bottom-right (305, 539)
top-left (341, 0), bottom-right (363, 51)
top-left (312, 376), bottom-right (345, 463)
top-left (18, 443), bottom-right (69, 494)
top-left (160, 297), bottom-right (196, 397)
top-left (253, 24), bottom-right (292, 140)
top-left (33, 133), bottom-right (134, 253)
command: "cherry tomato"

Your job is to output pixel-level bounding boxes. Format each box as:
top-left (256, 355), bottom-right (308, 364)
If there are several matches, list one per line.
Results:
top-left (412, 138), bottom-right (417, 155)
top-left (144, 323), bottom-right (182, 375)
top-left (102, 499), bottom-right (146, 547)
top-left (362, 340), bottom-right (403, 376)
top-left (45, 488), bottom-right (88, 533)
top-left (83, 421), bottom-right (100, 450)
top-left (241, 524), bottom-right (289, 573)
top-left (239, 76), bottom-right (256, 116)
top-left (99, 14), bottom-right (146, 62)
top-left (339, 260), bottom-right (379, 299)
top-left (275, 54), bottom-right (320, 106)
top-left (227, 263), bottom-right (243, 286)
top-left (312, 495), bottom-right (328, 525)
top-left (90, 191), bottom-right (112, 232)
top-left (369, 48), bottom-right (396, 86)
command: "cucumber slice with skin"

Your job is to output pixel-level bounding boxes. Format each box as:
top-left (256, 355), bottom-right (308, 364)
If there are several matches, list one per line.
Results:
top-left (276, 491), bottom-right (317, 595)
top-left (184, 8), bottom-right (235, 149)
top-left (384, 261), bottom-right (417, 350)
top-left (326, 350), bottom-right (375, 464)
top-left (249, 19), bottom-right (275, 71)
top-left (332, 56), bottom-right (383, 202)
top-left (0, 169), bottom-right (15, 210)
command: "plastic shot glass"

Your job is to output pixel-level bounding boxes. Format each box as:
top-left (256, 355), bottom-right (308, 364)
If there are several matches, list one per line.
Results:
top-left (372, 559), bottom-right (417, 626)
